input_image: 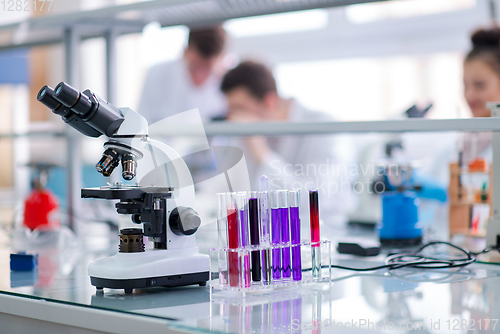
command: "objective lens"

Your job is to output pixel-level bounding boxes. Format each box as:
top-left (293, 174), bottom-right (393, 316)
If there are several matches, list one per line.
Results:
top-left (121, 154), bottom-right (137, 181)
top-left (96, 148), bottom-right (119, 177)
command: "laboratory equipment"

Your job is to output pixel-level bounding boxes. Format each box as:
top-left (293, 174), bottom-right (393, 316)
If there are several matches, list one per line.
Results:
top-left (260, 177), bottom-right (272, 284)
top-left (248, 191), bottom-right (261, 282)
top-left (37, 82), bottom-right (209, 293)
top-left (377, 163), bottom-right (446, 246)
top-left (226, 192), bottom-right (240, 287)
top-left (289, 189), bottom-right (301, 281)
top-left (210, 187), bottom-right (331, 295)
top-left (309, 189), bottom-right (321, 279)
top-left (270, 190), bottom-right (281, 280)
top-left (10, 253), bottom-right (38, 271)
top-left (449, 156), bottom-right (491, 237)
top-left (23, 163), bottom-right (59, 231)
top-left (237, 192), bottom-right (251, 287)
top-left (216, 193), bottom-right (228, 286)
top-left (279, 190), bottom-right (291, 279)
top-left (378, 164), bottom-right (421, 246)
top-left (260, 190), bottom-right (271, 283)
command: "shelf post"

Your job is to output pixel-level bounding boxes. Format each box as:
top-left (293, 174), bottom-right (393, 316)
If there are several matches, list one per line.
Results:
top-left (487, 103), bottom-right (500, 246)
top-left (64, 26), bottom-right (82, 232)
top-left (104, 29), bottom-right (118, 104)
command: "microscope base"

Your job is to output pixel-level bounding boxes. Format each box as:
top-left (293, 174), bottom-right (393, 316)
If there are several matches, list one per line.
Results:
top-left (91, 272), bottom-right (208, 294)
top-left (88, 248), bottom-right (209, 294)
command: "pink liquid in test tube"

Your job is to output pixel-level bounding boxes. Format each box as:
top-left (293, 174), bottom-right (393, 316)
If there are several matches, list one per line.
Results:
top-left (226, 193), bottom-right (240, 287)
top-left (309, 189), bottom-right (321, 279)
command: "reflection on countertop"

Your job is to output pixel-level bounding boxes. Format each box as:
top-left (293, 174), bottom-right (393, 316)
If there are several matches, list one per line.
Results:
top-left (2, 228), bottom-right (500, 333)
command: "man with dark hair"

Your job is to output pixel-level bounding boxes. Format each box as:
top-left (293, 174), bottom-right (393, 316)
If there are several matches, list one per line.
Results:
top-left (219, 60), bottom-right (354, 222)
top-left (138, 26), bottom-right (227, 124)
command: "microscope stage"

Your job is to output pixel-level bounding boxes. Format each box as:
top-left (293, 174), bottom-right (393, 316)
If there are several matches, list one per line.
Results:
top-left (82, 186), bottom-right (173, 200)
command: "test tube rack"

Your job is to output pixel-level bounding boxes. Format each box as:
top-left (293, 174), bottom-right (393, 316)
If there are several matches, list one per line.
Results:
top-left (213, 189), bottom-right (331, 297)
top-left (209, 240), bottom-right (332, 296)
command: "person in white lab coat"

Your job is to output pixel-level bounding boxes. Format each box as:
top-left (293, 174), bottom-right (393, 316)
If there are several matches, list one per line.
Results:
top-left (219, 61), bottom-right (354, 224)
top-left (461, 27), bottom-right (500, 163)
top-left (138, 26), bottom-right (228, 124)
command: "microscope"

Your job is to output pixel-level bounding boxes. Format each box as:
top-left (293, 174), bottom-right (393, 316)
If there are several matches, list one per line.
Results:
top-left (37, 82), bottom-right (209, 293)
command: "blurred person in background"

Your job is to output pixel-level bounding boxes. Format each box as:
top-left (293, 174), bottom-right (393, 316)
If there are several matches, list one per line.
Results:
top-left (138, 26), bottom-right (228, 124)
top-left (462, 27), bottom-right (500, 163)
top-left (217, 60), bottom-right (355, 225)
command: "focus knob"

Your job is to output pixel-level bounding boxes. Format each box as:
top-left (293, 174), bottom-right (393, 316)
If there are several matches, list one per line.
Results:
top-left (169, 207), bottom-right (201, 236)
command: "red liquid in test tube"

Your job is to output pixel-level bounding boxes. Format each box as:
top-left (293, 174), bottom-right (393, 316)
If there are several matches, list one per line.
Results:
top-left (227, 193), bottom-right (240, 287)
top-left (309, 189), bottom-right (321, 279)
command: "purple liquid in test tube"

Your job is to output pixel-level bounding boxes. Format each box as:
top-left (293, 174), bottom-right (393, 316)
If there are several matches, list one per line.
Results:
top-left (279, 190), bottom-right (291, 279)
top-left (290, 189), bottom-right (302, 281)
top-left (237, 192), bottom-right (251, 288)
top-left (270, 190), bottom-right (281, 280)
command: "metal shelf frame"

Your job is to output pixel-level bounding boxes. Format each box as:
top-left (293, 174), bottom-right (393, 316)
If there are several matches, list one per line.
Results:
top-left (151, 117), bottom-right (500, 137)
top-left (2, 0), bottom-right (499, 235)
top-left (0, 0), bottom-right (389, 229)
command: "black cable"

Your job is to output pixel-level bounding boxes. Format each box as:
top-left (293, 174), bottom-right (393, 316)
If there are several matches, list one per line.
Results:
top-left (211, 241), bottom-right (498, 280)
top-left (309, 241), bottom-right (484, 272)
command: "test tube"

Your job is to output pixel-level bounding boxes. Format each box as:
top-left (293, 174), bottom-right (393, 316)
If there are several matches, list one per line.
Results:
top-left (279, 190), bottom-right (291, 279)
top-left (260, 175), bottom-right (268, 192)
top-left (260, 191), bottom-right (272, 283)
top-left (217, 193), bottom-right (228, 286)
top-left (270, 190), bottom-right (281, 280)
top-left (248, 191), bottom-right (261, 282)
top-left (226, 192), bottom-right (239, 287)
top-left (289, 189), bottom-right (302, 281)
top-left (236, 192), bottom-right (251, 287)
top-left (309, 189), bottom-right (321, 279)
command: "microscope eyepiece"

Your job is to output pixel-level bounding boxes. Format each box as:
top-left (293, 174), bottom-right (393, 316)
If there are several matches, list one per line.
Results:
top-left (37, 85), bottom-right (62, 112)
top-left (54, 82), bottom-right (80, 108)
top-left (38, 82), bottom-right (125, 138)
top-left (54, 82), bottom-right (93, 116)
top-left (39, 86), bottom-right (47, 98)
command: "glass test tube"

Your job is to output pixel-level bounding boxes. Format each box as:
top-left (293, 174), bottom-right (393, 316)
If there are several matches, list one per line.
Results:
top-left (279, 190), bottom-right (291, 279)
top-left (226, 192), bottom-right (239, 287)
top-left (289, 189), bottom-right (302, 281)
top-left (236, 192), bottom-right (251, 287)
top-left (248, 191), bottom-right (261, 282)
top-left (270, 190), bottom-right (281, 280)
top-left (260, 175), bottom-right (268, 192)
top-left (260, 191), bottom-right (272, 283)
top-left (217, 193), bottom-right (228, 286)
top-left (309, 189), bottom-right (321, 279)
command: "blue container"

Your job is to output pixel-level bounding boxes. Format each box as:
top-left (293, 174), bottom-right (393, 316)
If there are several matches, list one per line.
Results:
top-left (378, 192), bottom-right (422, 241)
top-left (10, 253), bottom-right (38, 271)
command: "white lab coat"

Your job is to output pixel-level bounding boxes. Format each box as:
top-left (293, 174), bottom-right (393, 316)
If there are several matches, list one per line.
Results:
top-left (211, 100), bottom-right (355, 226)
top-left (137, 58), bottom-right (227, 124)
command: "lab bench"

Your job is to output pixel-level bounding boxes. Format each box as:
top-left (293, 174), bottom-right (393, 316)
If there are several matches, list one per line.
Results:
top-left (2, 227), bottom-right (500, 334)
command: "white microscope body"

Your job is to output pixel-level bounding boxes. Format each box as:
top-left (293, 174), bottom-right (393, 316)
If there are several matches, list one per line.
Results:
top-left (37, 82), bottom-right (209, 293)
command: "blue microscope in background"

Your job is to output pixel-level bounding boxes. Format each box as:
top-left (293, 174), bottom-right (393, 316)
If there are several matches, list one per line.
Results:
top-left (375, 159), bottom-right (447, 247)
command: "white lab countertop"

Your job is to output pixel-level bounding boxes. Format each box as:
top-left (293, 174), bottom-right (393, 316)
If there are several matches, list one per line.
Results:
top-left (1, 226), bottom-right (500, 334)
